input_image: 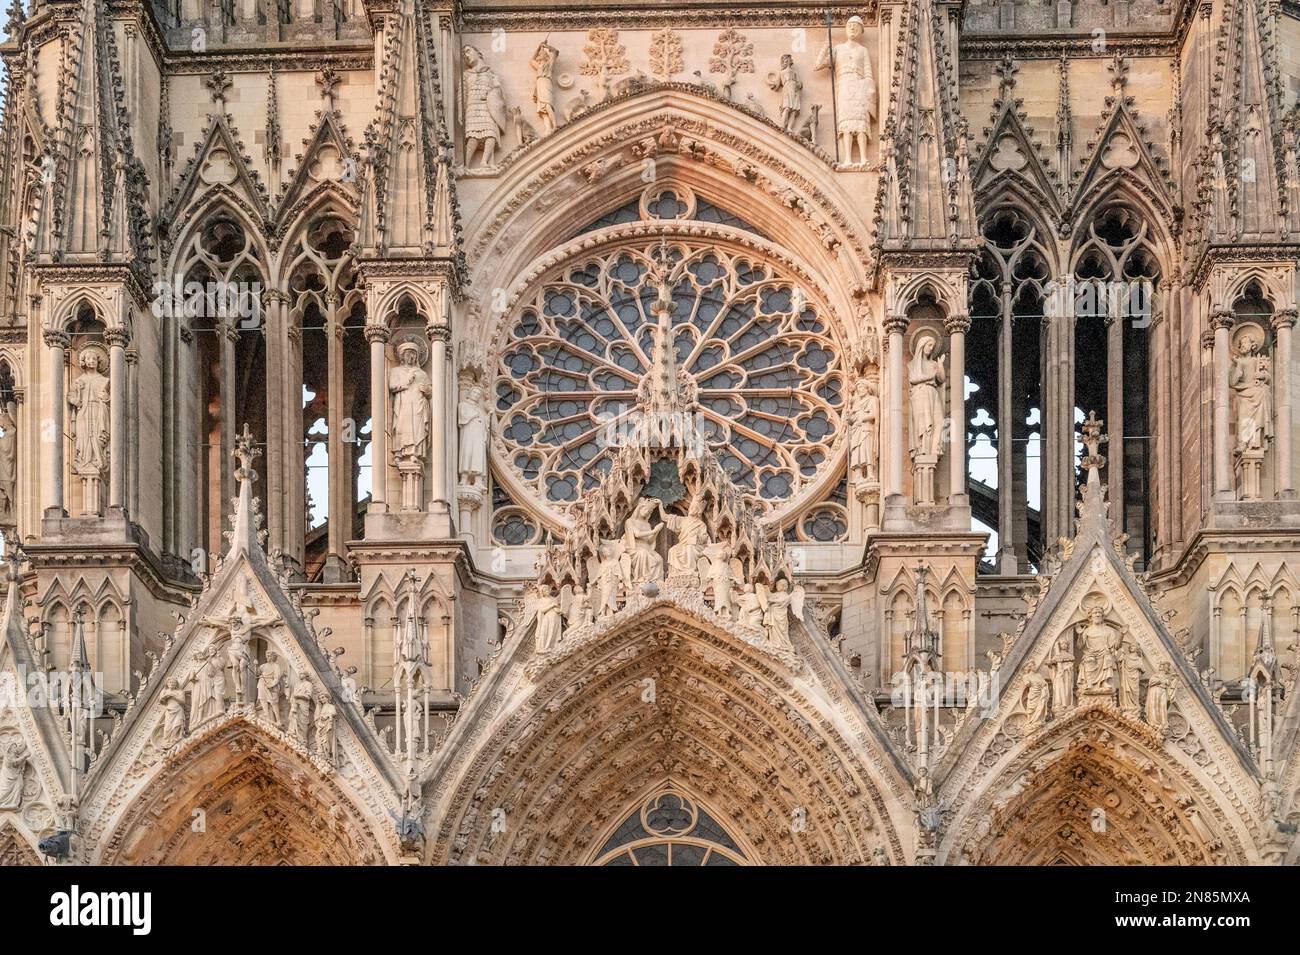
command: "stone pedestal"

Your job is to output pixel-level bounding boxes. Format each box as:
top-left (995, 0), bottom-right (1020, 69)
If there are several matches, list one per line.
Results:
top-left (397, 459), bottom-right (423, 512)
top-left (912, 453), bottom-right (938, 506)
top-left (1234, 448), bottom-right (1265, 502)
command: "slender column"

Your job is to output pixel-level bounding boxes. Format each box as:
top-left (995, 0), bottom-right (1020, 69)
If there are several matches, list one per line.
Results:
top-left (1212, 309), bottom-right (1235, 500)
top-left (997, 284), bottom-right (1015, 574)
top-left (1273, 308), bottom-right (1296, 499)
top-left (946, 313), bottom-right (970, 507)
top-left (43, 328), bottom-right (69, 517)
top-left (1168, 281), bottom-right (1185, 547)
top-left (220, 320), bottom-right (238, 524)
top-left (884, 314), bottom-right (908, 503)
top-left (127, 348), bottom-right (139, 518)
top-left (106, 327), bottom-right (129, 512)
top-left (1106, 304), bottom-right (1125, 519)
top-left (263, 290), bottom-right (285, 560)
top-left (1152, 301), bottom-right (1171, 557)
top-left (325, 294), bottom-right (346, 580)
top-left (366, 324), bottom-right (390, 512)
top-left (427, 324), bottom-right (450, 512)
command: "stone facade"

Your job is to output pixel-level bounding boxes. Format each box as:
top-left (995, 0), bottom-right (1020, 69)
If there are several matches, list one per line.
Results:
top-left (0, 0), bottom-right (1297, 865)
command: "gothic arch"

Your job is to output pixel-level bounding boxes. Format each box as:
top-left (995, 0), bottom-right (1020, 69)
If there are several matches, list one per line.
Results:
top-left (95, 716), bottom-right (392, 865)
top-left (462, 87), bottom-right (874, 342)
top-left (428, 604), bottom-right (910, 866)
top-left (942, 706), bottom-right (1255, 865)
top-left (0, 822), bottom-right (41, 865)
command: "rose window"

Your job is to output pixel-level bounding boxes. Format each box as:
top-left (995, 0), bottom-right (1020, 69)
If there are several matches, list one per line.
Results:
top-left (494, 239), bottom-right (845, 523)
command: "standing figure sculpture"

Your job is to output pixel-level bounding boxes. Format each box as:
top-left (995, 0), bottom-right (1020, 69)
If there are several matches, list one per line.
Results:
top-left (457, 383), bottom-right (488, 489)
top-left (908, 332), bottom-right (945, 504)
top-left (1119, 642), bottom-right (1144, 717)
top-left (736, 582), bottom-right (765, 631)
top-left (1145, 662), bottom-right (1173, 735)
top-left (530, 41), bottom-right (560, 135)
top-left (1230, 327), bottom-right (1272, 453)
top-left (534, 587), bottom-right (564, 652)
top-left (703, 542), bottom-right (739, 618)
top-left (69, 348), bottom-right (110, 513)
top-left (592, 538), bottom-right (627, 617)
top-left (767, 54), bottom-right (802, 133)
top-left (0, 402), bottom-right (16, 526)
top-left (814, 16), bottom-right (876, 165)
top-left (289, 673), bottom-right (314, 745)
top-left (257, 651), bottom-right (284, 728)
top-left (158, 679), bottom-right (188, 748)
top-left (848, 378), bottom-right (879, 484)
top-left (1047, 631), bottom-right (1076, 715)
top-left (462, 45), bottom-right (507, 167)
top-left (389, 341), bottom-right (431, 510)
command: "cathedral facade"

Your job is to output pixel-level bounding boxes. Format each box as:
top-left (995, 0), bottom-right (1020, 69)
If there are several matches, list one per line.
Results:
top-left (0, 0), bottom-right (1298, 866)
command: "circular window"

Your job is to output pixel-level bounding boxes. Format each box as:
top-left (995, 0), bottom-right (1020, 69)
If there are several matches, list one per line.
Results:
top-left (494, 239), bottom-right (845, 522)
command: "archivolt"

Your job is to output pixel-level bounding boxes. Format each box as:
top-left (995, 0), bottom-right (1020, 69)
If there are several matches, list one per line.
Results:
top-left (96, 718), bottom-right (391, 866)
top-left (943, 707), bottom-right (1256, 865)
top-left (430, 606), bottom-right (908, 865)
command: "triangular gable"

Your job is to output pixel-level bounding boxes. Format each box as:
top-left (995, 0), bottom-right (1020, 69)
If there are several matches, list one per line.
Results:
top-left (75, 427), bottom-right (403, 826)
top-left (974, 93), bottom-right (1062, 220)
top-left (160, 114), bottom-right (272, 242)
top-left (1067, 57), bottom-right (1176, 222)
top-left (274, 109), bottom-right (360, 236)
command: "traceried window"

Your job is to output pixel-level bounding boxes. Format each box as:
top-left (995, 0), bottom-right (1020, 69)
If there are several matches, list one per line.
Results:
top-left (494, 237), bottom-right (845, 524)
top-left (593, 790), bottom-right (747, 866)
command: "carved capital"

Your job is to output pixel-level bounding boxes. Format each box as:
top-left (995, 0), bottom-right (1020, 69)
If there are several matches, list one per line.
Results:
top-left (427, 323), bottom-right (451, 344)
top-left (364, 324), bottom-right (391, 345)
top-left (42, 328), bottom-right (70, 349)
top-left (944, 313), bottom-right (971, 335)
top-left (105, 327), bottom-right (130, 349)
top-left (883, 314), bottom-right (909, 337)
top-left (1272, 308), bottom-right (1298, 331)
top-left (1210, 310), bottom-right (1235, 332)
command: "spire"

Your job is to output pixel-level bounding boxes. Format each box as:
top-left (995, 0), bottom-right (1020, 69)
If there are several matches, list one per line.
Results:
top-left (905, 563), bottom-right (940, 667)
top-left (635, 243), bottom-right (699, 451)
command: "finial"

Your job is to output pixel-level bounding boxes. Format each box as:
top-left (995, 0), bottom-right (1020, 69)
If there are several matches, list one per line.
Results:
top-left (1080, 411), bottom-right (1108, 485)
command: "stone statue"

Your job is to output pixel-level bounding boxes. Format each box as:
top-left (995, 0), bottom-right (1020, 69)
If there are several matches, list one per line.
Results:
top-left (534, 587), bottom-right (564, 652)
top-left (69, 348), bottom-right (110, 474)
top-left (763, 579), bottom-right (799, 649)
top-left (1047, 631), bottom-right (1075, 714)
top-left (0, 741), bottom-right (28, 810)
top-left (1119, 641), bottom-right (1143, 717)
top-left (1017, 673), bottom-right (1049, 730)
top-left (314, 691), bottom-right (338, 764)
top-left (703, 541), bottom-right (739, 617)
top-left (159, 679), bottom-right (188, 748)
top-left (814, 16), bottom-right (876, 165)
top-left (462, 45), bottom-right (507, 167)
top-left (257, 651), bottom-right (284, 728)
top-left (908, 333), bottom-right (945, 462)
top-left (389, 342), bottom-right (431, 468)
top-left (567, 586), bottom-right (593, 629)
top-left (187, 646), bottom-right (228, 726)
top-left (1229, 327), bottom-right (1272, 453)
top-left (0, 401), bottom-right (16, 526)
top-left (592, 538), bottom-right (628, 617)
top-left (206, 592), bottom-right (274, 705)
top-left (530, 41), bottom-right (560, 135)
top-left (766, 54), bottom-right (802, 133)
top-left (849, 378), bottom-right (879, 484)
top-left (736, 582), bottom-right (765, 631)
top-left (662, 494), bottom-right (710, 579)
top-left (289, 673), bottom-right (314, 744)
top-left (1145, 661), bottom-right (1172, 735)
top-left (622, 499), bottom-right (665, 585)
top-left (457, 383), bottom-right (488, 489)
top-left (1076, 606), bottom-right (1122, 696)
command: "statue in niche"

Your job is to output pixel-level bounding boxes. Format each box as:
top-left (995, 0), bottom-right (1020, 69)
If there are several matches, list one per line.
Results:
top-left (622, 499), bottom-right (665, 585)
top-left (390, 340), bottom-right (431, 510)
top-left (908, 332), bottom-right (945, 461)
top-left (1145, 662), bottom-right (1172, 735)
top-left (257, 651), bottom-right (284, 728)
top-left (0, 740), bottom-right (28, 810)
top-left (1118, 641), bottom-right (1144, 717)
top-left (1076, 604), bottom-right (1123, 696)
top-left (1015, 672), bottom-right (1049, 730)
top-left (530, 41), bottom-right (560, 136)
top-left (848, 378), bottom-right (879, 484)
top-left (69, 347), bottom-right (110, 474)
top-left (592, 538), bottom-right (628, 617)
top-left (0, 401), bottom-right (16, 526)
top-left (461, 45), bottom-right (507, 167)
top-left (534, 587), bottom-right (564, 653)
top-left (206, 588), bottom-right (275, 706)
top-left (703, 541), bottom-right (741, 617)
top-left (662, 494), bottom-right (710, 579)
top-left (457, 382), bottom-right (488, 489)
top-left (762, 579), bottom-right (803, 649)
top-left (567, 586), bottom-right (593, 629)
top-left (1229, 325), bottom-right (1272, 454)
top-left (158, 679), bottom-right (188, 748)
top-left (1047, 631), bottom-right (1076, 714)
top-left (814, 16), bottom-right (876, 165)
top-left (766, 54), bottom-right (803, 133)
top-left (289, 672), bottom-right (314, 744)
